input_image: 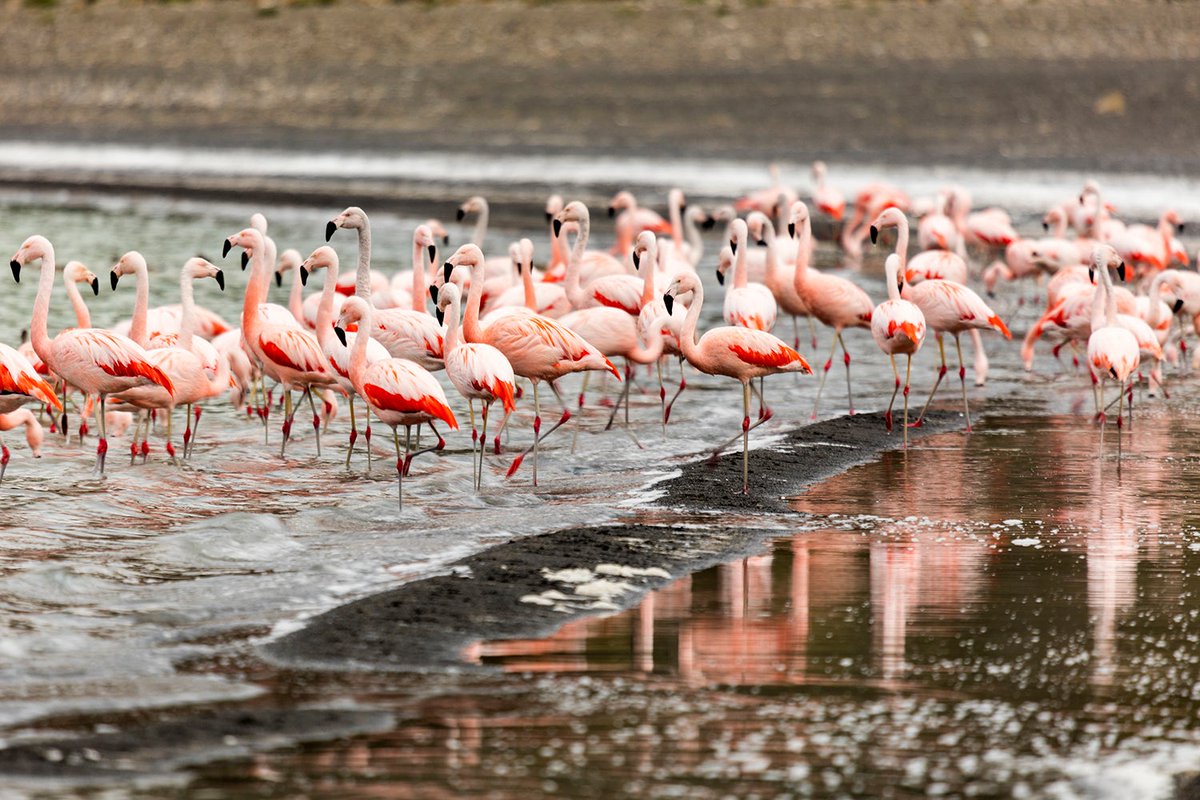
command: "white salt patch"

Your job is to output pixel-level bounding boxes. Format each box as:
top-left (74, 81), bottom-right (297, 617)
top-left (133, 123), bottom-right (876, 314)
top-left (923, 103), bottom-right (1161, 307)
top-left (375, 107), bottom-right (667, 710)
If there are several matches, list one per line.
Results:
top-left (542, 568), bottom-right (594, 584)
top-left (520, 594), bottom-right (556, 606)
top-left (573, 580), bottom-right (634, 601)
top-left (595, 564), bottom-right (672, 580)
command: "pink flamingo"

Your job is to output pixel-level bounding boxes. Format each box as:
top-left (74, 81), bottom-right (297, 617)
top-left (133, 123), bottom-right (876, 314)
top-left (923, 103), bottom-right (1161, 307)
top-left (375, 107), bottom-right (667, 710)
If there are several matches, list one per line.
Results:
top-left (0, 408), bottom-right (45, 476)
top-left (789, 201), bottom-right (873, 419)
top-left (326, 207), bottom-right (445, 371)
top-left (457, 196), bottom-right (515, 279)
top-left (840, 182), bottom-right (910, 262)
top-left (735, 164), bottom-right (799, 218)
top-left (811, 161), bottom-right (845, 221)
top-left (718, 219), bottom-right (778, 332)
top-left (0, 343), bottom-right (60, 481)
top-left (335, 296), bottom-right (458, 509)
top-left (1087, 247), bottom-right (1140, 427)
top-left (301, 245), bottom-right (391, 468)
top-left (486, 239), bottom-right (571, 320)
top-left (633, 233), bottom-right (688, 426)
top-left (11, 236), bottom-right (173, 474)
top-left (560, 202), bottom-right (644, 315)
top-left (663, 271), bottom-right (811, 494)
top-left (225, 227), bottom-right (336, 457)
top-left (609, 191), bottom-right (673, 254)
top-left (443, 243), bottom-right (619, 486)
top-left (435, 282), bottom-right (517, 490)
top-left (745, 211), bottom-right (817, 352)
top-left (871, 254), bottom-right (926, 446)
top-left (1109, 209), bottom-right (1185, 275)
top-left (869, 210), bottom-right (1011, 432)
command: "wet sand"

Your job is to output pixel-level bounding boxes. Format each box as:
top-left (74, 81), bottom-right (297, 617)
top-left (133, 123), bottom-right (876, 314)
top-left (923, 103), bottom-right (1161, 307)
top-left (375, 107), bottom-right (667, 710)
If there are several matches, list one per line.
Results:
top-left (2, 0), bottom-right (1200, 173)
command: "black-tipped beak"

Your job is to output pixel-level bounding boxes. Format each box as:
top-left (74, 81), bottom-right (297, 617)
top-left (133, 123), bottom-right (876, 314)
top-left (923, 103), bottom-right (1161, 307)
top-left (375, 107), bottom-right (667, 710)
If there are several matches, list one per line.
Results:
top-left (435, 308), bottom-right (445, 325)
top-left (1174, 298), bottom-right (1185, 314)
top-left (1117, 262), bottom-right (1127, 282)
top-left (427, 244), bottom-right (437, 263)
top-left (897, 280), bottom-right (904, 295)
top-left (1088, 268), bottom-right (1095, 283)
top-left (215, 270), bottom-right (225, 291)
top-left (716, 269), bottom-right (725, 286)
top-left (299, 266), bottom-right (308, 287)
top-left (456, 208), bottom-right (466, 222)
top-left (443, 262), bottom-right (454, 283)
top-left (442, 235), bottom-right (450, 246)
top-left (729, 240), bottom-right (738, 255)
top-left (788, 222), bottom-right (796, 239)
top-left (428, 284), bottom-right (439, 304)
top-left (1178, 223), bottom-right (1186, 234)
top-left (241, 252), bottom-right (250, 271)
top-left (544, 211), bottom-right (552, 223)
top-left (274, 271), bottom-right (283, 288)
top-left (701, 216), bottom-right (716, 231)
top-left (607, 206), bottom-right (616, 218)
top-left (553, 219), bottom-right (563, 237)
top-left (222, 240), bottom-right (233, 258)
top-left (869, 225), bottom-right (879, 245)
top-left (334, 326), bottom-right (347, 347)
top-left (632, 251), bottom-right (641, 270)
top-left (325, 220), bottom-right (337, 242)
top-left (663, 293), bottom-right (674, 316)
top-left (110, 271), bottom-right (120, 291)
top-left (9, 260), bottom-right (19, 282)
top-left (756, 238), bottom-right (767, 247)
top-left (680, 203), bottom-right (687, 214)
top-left (1042, 221), bottom-right (1050, 232)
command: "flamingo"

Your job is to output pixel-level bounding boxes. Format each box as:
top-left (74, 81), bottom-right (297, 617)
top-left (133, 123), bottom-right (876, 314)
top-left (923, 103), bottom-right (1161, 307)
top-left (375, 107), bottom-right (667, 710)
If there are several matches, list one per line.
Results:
top-left (326, 207), bottom-right (445, 371)
top-left (301, 245), bottom-right (391, 468)
top-left (633, 233), bottom-right (688, 426)
top-left (113, 258), bottom-right (228, 463)
top-left (871, 254), bottom-right (927, 446)
top-left (10, 236), bottom-right (172, 474)
top-left (335, 296), bottom-right (458, 509)
top-left (718, 219), bottom-right (778, 332)
top-left (435, 282), bottom-right (517, 490)
top-left (840, 182), bottom-right (910, 262)
top-left (869, 210), bottom-right (1011, 432)
top-left (609, 191), bottom-right (673, 255)
top-left (0, 408), bottom-right (45, 477)
top-left (559, 202), bottom-right (644, 315)
top-left (457, 195), bottom-right (514, 279)
top-left (225, 227), bottom-right (336, 457)
top-left (811, 161), bottom-right (845, 222)
top-left (1087, 246), bottom-right (1140, 427)
top-left (0, 343), bottom-right (60, 481)
top-left (735, 164), bottom-right (799, 218)
top-left (789, 201), bottom-right (873, 419)
top-left (746, 211), bottom-right (816, 352)
top-left (443, 243), bottom-right (619, 485)
top-left (663, 271), bottom-right (811, 494)
top-left (385, 224), bottom-right (441, 315)
top-left (1109, 209), bottom-right (1185, 275)
top-left (485, 239), bottom-right (571, 320)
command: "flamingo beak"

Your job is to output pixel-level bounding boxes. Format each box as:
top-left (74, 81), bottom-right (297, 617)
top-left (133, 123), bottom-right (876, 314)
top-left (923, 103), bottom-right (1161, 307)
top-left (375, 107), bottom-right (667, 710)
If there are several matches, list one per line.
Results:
top-left (1088, 268), bottom-right (1095, 283)
top-left (729, 240), bottom-right (737, 255)
top-left (429, 284), bottom-right (439, 304)
top-left (442, 235), bottom-right (450, 246)
top-left (9, 260), bottom-right (19, 282)
top-left (787, 223), bottom-right (796, 239)
top-left (299, 266), bottom-right (308, 286)
top-left (1042, 221), bottom-right (1050, 232)
top-left (222, 240), bottom-right (233, 258)
top-left (90, 277), bottom-right (100, 296)
top-left (701, 216), bottom-right (716, 231)
top-left (632, 251), bottom-right (641, 270)
top-left (553, 219), bottom-right (563, 237)
top-left (607, 206), bottom-right (616, 218)
top-left (325, 221), bottom-right (337, 242)
top-left (443, 262), bottom-right (454, 282)
top-left (427, 244), bottom-right (437, 263)
top-left (1178, 223), bottom-right (1186, 234)
top-left (241, 252), bottom-right (250, 271)
top-left (456, 208), bottom-right (467, 222)
top-left (544, 211), bottom-right (553, 223)
top-left (663, 293), bottom-right (674, 316)
top-left (110, 271), bottom-right (120, 291)
top-left (334, 326), bottom-right (347, 347)
top-left (870, 225), bottom-right (879, 245)
top-left (715, 268), bottom-right (725, 286)
top-left (274, 271), bottom-right (283, 288)
top-left (1174, 298), bottom-right (1185, 314)
top-left (215, 270), bottom-right (225, 291)
top-left (435, 308), bottom-right (445, 325)
top-left (1117, 262), bottom-right (1126, 282)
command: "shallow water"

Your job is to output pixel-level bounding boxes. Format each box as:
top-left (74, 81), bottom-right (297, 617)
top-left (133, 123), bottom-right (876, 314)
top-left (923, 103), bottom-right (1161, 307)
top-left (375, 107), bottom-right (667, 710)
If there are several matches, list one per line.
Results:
top-left (171, 414), bottom-right (1200, 799)
top-left (0, 165), bottom-right (1195, 797)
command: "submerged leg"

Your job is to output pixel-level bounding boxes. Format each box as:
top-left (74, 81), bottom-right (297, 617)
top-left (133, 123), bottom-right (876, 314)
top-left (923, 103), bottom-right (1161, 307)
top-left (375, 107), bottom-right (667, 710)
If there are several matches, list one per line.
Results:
top-left (741, 380), bottom-right (751, 495)
top-left (811, 334), bottom-right (839, 421)
top-left (913, 334), bottom-right (948, 427)
top-left (902, 355), bottom-right (913, 448)
top-left (954, 334), bottom-right (972, 432)
top-left (884, 354), bottom-right (900, 432)
top-left (305, 388), bottom-right (322, 457)
top-left (837, 330), bottom-right (855, 416)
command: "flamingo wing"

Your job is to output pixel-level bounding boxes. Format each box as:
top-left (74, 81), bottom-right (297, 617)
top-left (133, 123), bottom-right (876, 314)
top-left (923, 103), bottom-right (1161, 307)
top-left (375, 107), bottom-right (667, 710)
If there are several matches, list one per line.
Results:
top-left (0, 344), bottom-right (61, 410)
top-left (258, 326), bottom-right (330, 376)
top-left (362, 360), bottom-right (458, 428)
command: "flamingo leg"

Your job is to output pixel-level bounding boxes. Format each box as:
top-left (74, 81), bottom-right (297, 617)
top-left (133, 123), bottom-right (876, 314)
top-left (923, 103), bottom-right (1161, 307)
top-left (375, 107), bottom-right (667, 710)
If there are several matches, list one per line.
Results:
top-left (1097, 379), bottom-right (1106, 425)
top-left (837, 329), bottom-right (855, 416)
top-left (280, 390), bottom-right (294, 458)
top-left (165, 406), bottom-right (177, 464)
top-left (478, 402), bottom-right (490, 491)
top-left (492, 405), bottom-right (510, 455)
top-left (507, 381), bottom-right (573, 484)
top-left (954, 334), bottom-right (972, 432)
top-left (913, 335), bottom-right (948, 428)
top-left (182, 403), bottom-right (193, 459)
top-left (605, 360), bottom-right (634, 431)
top-left (884, 354), bottom-right (900, 433)
top-left (393, 426), bottom-right (404, 511)
top-left (95, 393), bottom-right (108, 475)
top-left (403, 422), bottom-right (446, 476)
top-left (664, 357), bottom-right (687, 425)
top-left (129, 411), bottom-right (144, 465)
top-left (656, 359), bottom-right (666, 436)
top-left (741, 380), bottom-right (751, 495)
top-left (305, 388), bottom-right (322, 457)
top-left (0, 432), bottom-right (8, 483)
top-left (363, 405), bottom-right (373, 472)
top-left (1116, 377), bottom-right (1125, 431)
top-left (903, 354), bottom-right (913, 448)
top-left (811, 334), bottom-right (839, 421)
top-left (533, 382), bottom-right (541, 486)
top-left (345, 396), bottom-right (358, 469)
top-left (468, 399), bottom-right (479, 489)
top-left (188, 406), bottom-right (203, 459)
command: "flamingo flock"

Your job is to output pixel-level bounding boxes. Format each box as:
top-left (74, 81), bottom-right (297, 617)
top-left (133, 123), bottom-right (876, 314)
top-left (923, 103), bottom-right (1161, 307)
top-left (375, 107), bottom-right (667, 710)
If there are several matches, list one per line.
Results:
top-left (2, 166), bottom-right (1192, 502)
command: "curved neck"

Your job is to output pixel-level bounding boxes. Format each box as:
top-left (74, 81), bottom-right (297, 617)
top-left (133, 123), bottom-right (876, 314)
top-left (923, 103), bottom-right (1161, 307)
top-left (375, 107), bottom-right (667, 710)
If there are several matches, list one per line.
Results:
top-left (631, 322), bottom-right (666, 364)
top-left (638, 250), bottom-right (656, 308)
top-left (891, 221), bottom-right (909, 270)
top-left (242, 245), bottom-right (271, 343)
top-left (678, 281), bottom-right (705, 360)
top-left (792, 218), bottom-right (814, 292)
top-left (522, 261), bottom-right (538, 310)
top-left (733, 238), bottom-right (749, 290)
top-left (682, 213), bottom-right (703, 266)
top-left (669, 194), bottom-right (684, 249)
top-left (444, 291), bottom-right (462, 353)
top-left (885, 259), bottom-right (900, 302)
top-left (349, 304), bottom-right (372, 383)
top-left (31, 251), bottom-right (57, 370)
top-left (411, 238), bottom-right (429, 313)
top-left (761, 222), bottom-right (779, 285)
top-left (316, 260), bottom-right (341, 350)
top-left (1098, 266), bottom-right (1117, 326)
top-left (472, 202), bottom-right (489, 247)
top-left (1050, 211), bottom-right (1068, 239)
top-left (288, 261), bottom-right (304, 322)
top-left (1148, 274), bottom-right (1166, 325)
top-left (462, 260), bottom-right (488, 342)
top-left (63, 273), bottom-right (91, 328)
top-left (564, 221), bottom-right (589, 307)
top-left (178, 271), bottom-right (197, 353)
top-left (548, 219), bottom-right (566, 269)
top-left (129, 261), bottom-right (150, 348)
top-left (354, 219), bottom-right (373, 299)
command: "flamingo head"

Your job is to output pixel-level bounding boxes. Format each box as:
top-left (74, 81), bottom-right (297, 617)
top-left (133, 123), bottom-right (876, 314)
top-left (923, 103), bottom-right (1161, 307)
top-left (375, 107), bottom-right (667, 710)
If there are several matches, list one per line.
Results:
top-left (109, 251), bottom-right (148, 292)
top-left (631, 231), bottom-right (657, 272)
top-left (716, 245), bottom-right (734, 286)
top-left (554, 201), bottom-right (590, 239)
top-left (788, 200), bottom-right (811, 240)
top-left (10, 235), bottom-right (54, 282)
top-left (1163, 209), bottom-right (1184, 233)
top-left (728, 217), bottom-right (748, 256)
top-left (300, 245), bottom-right (338, 288)
top-left (608, 190), bottom-right (635, 218)
top-left (334, 295), bottom-right (372, 347)
top-left (662, 272), bottom-right (699, 316)
top-left (327, 206), bottom-right (367, 242)
top-left (274, 248), bottom-right (301, 288)
top-left (249, 212), bottom-right (269, 235)
top-left (518, 238), bottom-right (534, 275)
top-left (442, 243), bottom-right (486, 283)
top-left (223, 228), bottom-right (265, 272)
top-left (745, 211), bottom-right (772, 245)
top-left (669, 188), bottom-right (687, 214)
top-left (868, 206), bottom-right (907, 246)
top-left (184, 257), bottom-right (225, 292)
top-left (64, 261), bottom-right (100, 296)
top-left (544, 194), bottom-right (564, 223)
top-left (457, 195), bottom-right (487, 223)
top-left (1089, 243), bottom-right (1125, 284)
top-left (811, 160), bottom-right (827, 181)
top-left (413, 224), bottom-right (438, 266)
top-left (434, 280), bottom-right (460, 326)
top-left (424, 218), bottom-right (450, 246)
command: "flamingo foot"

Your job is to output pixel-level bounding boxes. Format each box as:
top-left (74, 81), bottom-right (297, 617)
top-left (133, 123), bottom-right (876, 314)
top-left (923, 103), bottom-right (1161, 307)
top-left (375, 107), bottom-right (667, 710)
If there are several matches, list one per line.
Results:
top-left (884, 410), bottom-right (893, 432)
top-left (95, 437), bottom-right (108, 475)
top-left (0, 445), bottom-right (9, 483)
top-left (141, 441), bottom-right (150, 463)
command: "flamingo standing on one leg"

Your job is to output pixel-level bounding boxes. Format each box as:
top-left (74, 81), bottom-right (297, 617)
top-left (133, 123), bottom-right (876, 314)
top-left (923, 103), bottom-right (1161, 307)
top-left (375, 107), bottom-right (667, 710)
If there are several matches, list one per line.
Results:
top-left (788, 202), bottom-right (873, 419)
top-left (335, 296), bottom-right (458, 509)
top-left (0, 343), bottom-right (60, 481)
top-left (663, 271), bottom-right (811, 494)
top-left (435, 283), bottom-right (517, 490)
top-left (442, 243), bottom-right (619, 486)
top-left (871, 254), bottom-right (927, 446)
top-left (11, 236), bottom-right (173, 474)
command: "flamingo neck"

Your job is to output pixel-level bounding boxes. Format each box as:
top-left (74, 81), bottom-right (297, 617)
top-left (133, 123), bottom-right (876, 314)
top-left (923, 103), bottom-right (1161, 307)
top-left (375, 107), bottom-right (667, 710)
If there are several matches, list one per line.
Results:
top-left (892, 220), bottom-right (910, 271)
top-left (638, 248), bottom-right (656, 308)
top-left (30, 250), bottom-right (57, 372)
top-left (411, 238), bottom-right (428, 313)
top-left (733, 235), bottom-right (749, 290)
top-left (885, 259), bottom-right (901, 303)
top-left (349, 304), bottom-right (372, 385)
top-left (354, 218), bottom-right (372, 299)
top-left (522, 260), bottom-right (537, 311)
top-left (462, 260), bottom-right (487, 343)
top-left (1051, 211), bottom-right (1068, 239)
top-left (564, 220), bottom-right (589, 308)
top-left (548, 220), bottom-right (566, 270)
top-left (1098, 265), bottom-right (1117, 327)
top-left (1147, 274), bottom-right (1166, 326)
top-left (669, 194), bottom-right (684, 249)
top-left (471, 201), bottom-right (489, 247)
top-left (63, 273), bottom-right (91, 329)
top-left (444, 291), bottom-right (462, 353)
top-left (678, 280), bottom-right (705, 362)
top-left (630, 320), bottom-right (666, 364)
top-left (792, 218), bottom-right (814, 293)
top-left (775, 192), bottom-right (790, 237)
top-left (178, 271), bottom-right (197, 354)
top-left (761, 222), bottom-right (779, 287)
top-left (129, 260), bottom-right (149, 348)
top-left (242, 243), bottom-right (270, 345)
top-left (316, 259), bottom-right (340, 351)
top-left (682, 213), bottom-right (703, 266)
top-left (288, 261), bottom-right (304, 323)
